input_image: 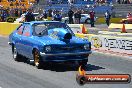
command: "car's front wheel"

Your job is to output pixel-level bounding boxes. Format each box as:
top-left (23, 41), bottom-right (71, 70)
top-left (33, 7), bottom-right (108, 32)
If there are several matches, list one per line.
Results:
top-left (124, 21), bottom-right (129, 24)
top-left (78, 59), bottom-right (88, 69)
top-left (12, 45), bottom-right (21, 61)
top-left (33, 49), bottom-right (43, 69)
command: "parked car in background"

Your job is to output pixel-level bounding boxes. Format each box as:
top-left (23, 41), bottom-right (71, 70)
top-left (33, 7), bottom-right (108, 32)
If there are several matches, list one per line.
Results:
top-left (120, 16), bottom-right (132, 24)
top-left (14, 13), bottom-right (39, 23)
top-left (8, 21), bottom-right (92, 68)
top-left (62, 14), bottom-right (98, 24)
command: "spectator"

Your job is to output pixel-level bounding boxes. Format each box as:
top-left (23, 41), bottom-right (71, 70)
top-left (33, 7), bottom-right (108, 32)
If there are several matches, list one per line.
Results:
top-left (43, 11), bottom-right (47, 19)
top-left (23, 7), bottom-right (27, 13)
top-left (78, 10), bottom-right (81, 24)
top-left (53, 11), bottom-right (62, 21)
top-left (74, 11), bottom-right (79, 24)
top-left (35, 0), bottom-right (39, 4)
top-left (117, 0), bottom-right (121, 4)
top-left (89, 10), bottom-right (95, 27)
top-left (105, 10), bottom-right (111, 26)
top-left (1, 10), bottom-right (8, 22)
top-left (25, 8), bottom-right (35, 22)
top-left (10, 7), bottom-right (15, 17)
top-left (74, 10), bottom-right (81, 24)
top-left (19, 7), bottom-right (23, 16)
top-left (47, 9), bottom-right (53, 21)
top-left (10, 1), bottom-right (14, 6)
top-left (15, 8), bottom-right (19, 17)
top-left (68, 9), bottom-right (74, 24)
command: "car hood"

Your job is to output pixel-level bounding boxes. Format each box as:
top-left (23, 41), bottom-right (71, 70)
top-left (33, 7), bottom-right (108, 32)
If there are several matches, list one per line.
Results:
top-left (36, 36), bottom-right (88, 45)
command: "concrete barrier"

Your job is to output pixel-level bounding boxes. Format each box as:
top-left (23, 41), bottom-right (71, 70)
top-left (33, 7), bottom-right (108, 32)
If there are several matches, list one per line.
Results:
top-left (0, 22), bottom-right (21, 36)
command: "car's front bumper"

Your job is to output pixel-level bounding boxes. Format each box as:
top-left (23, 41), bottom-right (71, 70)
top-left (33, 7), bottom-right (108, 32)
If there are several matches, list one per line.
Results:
top-left (40, 51), bottom-right (92, 62)
top-left (40, 51), bottom-right (92, 56)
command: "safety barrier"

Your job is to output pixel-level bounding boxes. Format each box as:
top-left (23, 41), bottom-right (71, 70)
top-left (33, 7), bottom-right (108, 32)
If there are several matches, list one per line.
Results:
top-left (96, 18), bottom-right (123, 24)
top-left (75, 33), bottom-right (132, 56)
top-left (0, 23), bottom-right (88, 36)
top-left (0, 22), bottom-right (21, 36)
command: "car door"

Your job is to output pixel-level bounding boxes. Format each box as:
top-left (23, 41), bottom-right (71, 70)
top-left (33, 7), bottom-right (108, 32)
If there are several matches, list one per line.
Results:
top-left (21, 24), bottom-right (33, 58)
top-left (15, 24), bottom-right (25, 55)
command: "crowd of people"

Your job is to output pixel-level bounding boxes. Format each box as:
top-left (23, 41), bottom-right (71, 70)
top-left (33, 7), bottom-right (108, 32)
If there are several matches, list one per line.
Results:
top-left (1, 0), bottom-right (132, 26)
top-left (0, 6), bottom-right (112, 27)
top-left (116, 0), bottom-right (131, 4)
top-left (0, 7), bottom-right (27, 22)
top-left (32, 8), bottom-right (97, 27)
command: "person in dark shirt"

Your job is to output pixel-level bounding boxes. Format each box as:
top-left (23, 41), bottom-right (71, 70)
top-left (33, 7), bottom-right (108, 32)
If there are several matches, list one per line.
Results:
top-left (78, 10), bottom-right (81, 24)
top-left (25, 9), bottom-right (35, 22)
top-left (68, 9), bottom-right (74, 24)
top-left (104, 10), bottom-right (111, 26)
top-left (53, 11), bottom-right (62, 21)
top-left (89, 10), bottom-right (95, 27)
top-left (74, 10), bottom-right (81, 24)
top-left (43, 11), bottom-right (47, 19)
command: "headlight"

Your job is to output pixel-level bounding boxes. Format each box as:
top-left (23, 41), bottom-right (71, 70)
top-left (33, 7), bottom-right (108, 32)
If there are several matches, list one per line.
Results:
top-left (84, 44), bottom-right (90, 50)
top-left (45, 46), bottom-right (51, 52)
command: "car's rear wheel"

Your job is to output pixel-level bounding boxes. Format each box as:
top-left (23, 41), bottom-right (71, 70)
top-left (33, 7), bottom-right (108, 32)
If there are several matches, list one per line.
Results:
top-left (12, 45), bottom-right (21, 61)
top-left (33, 49), bottom-right (43, 69)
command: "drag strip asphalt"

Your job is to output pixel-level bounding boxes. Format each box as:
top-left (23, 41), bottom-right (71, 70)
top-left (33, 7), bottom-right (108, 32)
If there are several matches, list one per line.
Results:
top-left (0, 37), bottom-right (131, 88)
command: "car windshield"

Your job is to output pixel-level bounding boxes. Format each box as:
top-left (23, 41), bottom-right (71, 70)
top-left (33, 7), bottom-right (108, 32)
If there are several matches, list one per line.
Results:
top-left (34, 22), bottom-right (74, 36)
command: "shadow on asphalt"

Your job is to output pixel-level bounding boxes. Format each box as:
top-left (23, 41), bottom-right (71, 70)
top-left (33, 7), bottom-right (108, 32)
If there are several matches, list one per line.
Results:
top-left (16, 57), bottom-right (105, 72)
top-left (42, 63), bottom-right (105, 72)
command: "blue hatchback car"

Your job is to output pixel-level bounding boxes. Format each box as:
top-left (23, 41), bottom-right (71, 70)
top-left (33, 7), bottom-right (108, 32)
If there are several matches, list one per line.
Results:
top-left (9, 21), bottom-right (92, 68)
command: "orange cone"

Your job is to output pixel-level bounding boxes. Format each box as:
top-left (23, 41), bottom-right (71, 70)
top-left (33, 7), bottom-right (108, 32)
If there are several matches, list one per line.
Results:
top-left (121, 24), bottom-right (127, 33)
top-left (82, 24), bottom-right (88, 34)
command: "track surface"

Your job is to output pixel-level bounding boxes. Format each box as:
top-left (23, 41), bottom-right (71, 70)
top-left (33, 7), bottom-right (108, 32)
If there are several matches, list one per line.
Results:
top-left (0, 37), bottom-right (132, 88)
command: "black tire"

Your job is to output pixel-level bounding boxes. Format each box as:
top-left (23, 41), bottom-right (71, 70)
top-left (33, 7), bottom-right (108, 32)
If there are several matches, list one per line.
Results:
top-left (33, 49), bottom-right (43, 69)
top-left (85, 19), bottom-right (90, 24)
top-left (124, 21), bottom-right (128, 24)
top-left (79, 59), bottom-right (88, 69)
top-left (12, 45), bottom-right (21, 61)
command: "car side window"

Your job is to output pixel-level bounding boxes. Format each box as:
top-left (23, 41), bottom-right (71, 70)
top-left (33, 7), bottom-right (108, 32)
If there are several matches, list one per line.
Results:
top-left (17, 25), bottom-right (24, 35)
top-left (22, 25), bottom-right (31, 37)
top-left (34, 24), bottom-right (47, 36)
